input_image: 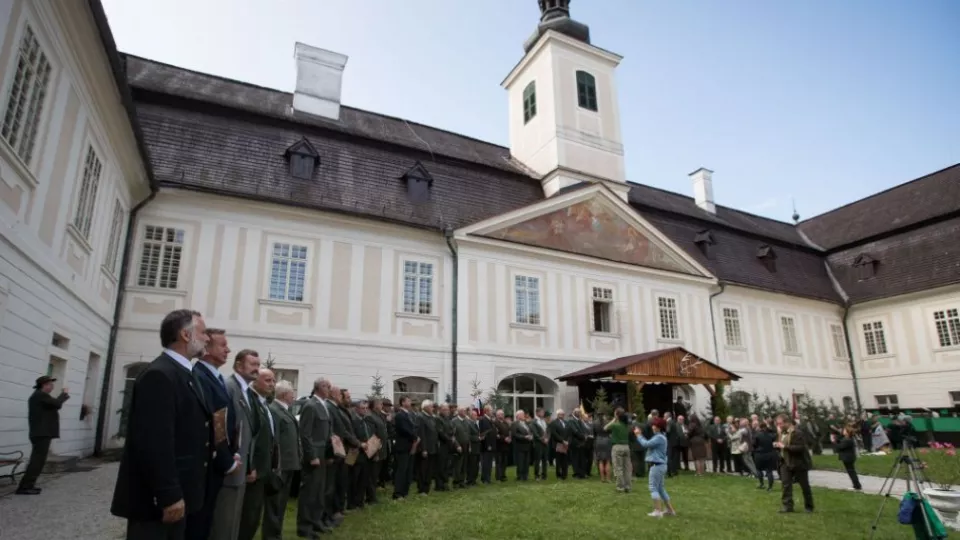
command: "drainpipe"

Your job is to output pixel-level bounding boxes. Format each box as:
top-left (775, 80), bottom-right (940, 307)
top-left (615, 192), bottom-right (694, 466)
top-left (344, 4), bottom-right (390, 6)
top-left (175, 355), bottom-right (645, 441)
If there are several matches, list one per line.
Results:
top-left (94, 189), bottom-right (157, 455)
top-left (444, 227), bottom-right (459, 403)
top-left (842, 302), bottom-right (863, 412)
top-left (708, 281), bottom-right (726, 366)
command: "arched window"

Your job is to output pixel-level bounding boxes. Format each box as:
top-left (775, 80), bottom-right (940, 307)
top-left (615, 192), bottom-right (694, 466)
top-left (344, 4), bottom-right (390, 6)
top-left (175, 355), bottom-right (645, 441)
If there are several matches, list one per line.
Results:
top-left (496, 373), bottom-right (556, 416)
top-left (118, 362), bottom-right (149, 438)
top-left (393, 376), bottom-right (437, 405)
top-left (522, 81), bottom-right (537, 124)
top-left (576, 70), bottom-right (598, 112)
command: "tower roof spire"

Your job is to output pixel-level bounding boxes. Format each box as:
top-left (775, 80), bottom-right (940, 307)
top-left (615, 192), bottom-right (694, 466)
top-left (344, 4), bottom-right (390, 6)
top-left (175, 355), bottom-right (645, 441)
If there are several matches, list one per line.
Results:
top-left (524, 0), bottom-right (590, 53)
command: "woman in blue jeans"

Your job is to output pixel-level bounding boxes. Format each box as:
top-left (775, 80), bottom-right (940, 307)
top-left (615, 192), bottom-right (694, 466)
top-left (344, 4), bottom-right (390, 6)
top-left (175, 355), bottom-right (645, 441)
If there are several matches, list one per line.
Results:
top-left (634, 417), bottom-right (678, 518)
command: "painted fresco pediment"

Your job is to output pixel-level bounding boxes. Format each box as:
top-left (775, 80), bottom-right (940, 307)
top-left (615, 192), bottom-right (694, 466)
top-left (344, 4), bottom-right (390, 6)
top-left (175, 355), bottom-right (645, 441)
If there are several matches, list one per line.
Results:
top-left (481, 196), bottom-right (699, 275)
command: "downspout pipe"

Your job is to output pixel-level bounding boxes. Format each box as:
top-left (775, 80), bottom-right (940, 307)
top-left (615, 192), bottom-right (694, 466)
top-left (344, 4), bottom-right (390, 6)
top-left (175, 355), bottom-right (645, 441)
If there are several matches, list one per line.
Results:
top-left (444, 227), bottom-right (459, 403)
top-left (94, 189), bottom-right (157, 455)
top-left (842, 302), bottom-right (863, 412)
top-left (708, 281), bottom-right (726, 366)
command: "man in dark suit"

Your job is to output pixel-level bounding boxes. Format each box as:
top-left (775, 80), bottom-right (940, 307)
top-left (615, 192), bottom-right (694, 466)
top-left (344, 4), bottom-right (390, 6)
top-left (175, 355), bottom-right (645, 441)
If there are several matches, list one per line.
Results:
top-left (17, 375), bottom-right (69, 495)
top-left (416, 400), bottom-right (439, 494)
top-left (187, 329), bottom-right (241, 540)
top-left (451, 407), bottom-right (470, 488)
top-left (329, 387), bottom-right (360, 515)
top-left (494, 410), bottom-right (511, 482)
top-left (392, 396), bottom-right (418, 499)
top-left (240, 367), bottom-right (276, 540)
top-left (549, 410), bottom-right (571, 480)
top-left (511, 411), bottom-right (533, 481)
top-left (531, 408), bottom-right (549, 481)
top-left (478, 406), bottom-right (496, 484)
top-left (348, 399), bottom-right (372, 509)
top-left (263, 379), bottom-right (300, 540)
top-left (363, 399), bottom-right (389, 503)
top-left (297, 377), bottom-right (333, 538)
top-left (110, 309), bottom-right (211, 540)
top-left (466, 409), bottom-right (482, 485)
top-left (210, 349), bottom-right (260, 540)
top-left (569, 410), bottom-right (587, 478)
top-left (377, 399), bottom-right (394, 488)
top-left (434, 403), bottom-right (455, 492)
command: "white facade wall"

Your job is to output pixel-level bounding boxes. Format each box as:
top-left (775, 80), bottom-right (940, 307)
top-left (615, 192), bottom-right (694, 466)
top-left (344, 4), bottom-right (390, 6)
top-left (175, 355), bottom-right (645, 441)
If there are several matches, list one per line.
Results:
top-left (0, 0), bottom-right (149, 458)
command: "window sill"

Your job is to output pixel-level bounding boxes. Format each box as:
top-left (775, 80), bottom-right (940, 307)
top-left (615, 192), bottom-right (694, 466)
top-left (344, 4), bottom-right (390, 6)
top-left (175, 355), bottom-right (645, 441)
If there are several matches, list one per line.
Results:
top-left (832, 356), bottom-right (851, 362)
top-left (125, 286), bottom-right (187, 297)
top-left (66, 224), bottom-right (94, 254)
top-left (783, 351), bottom-right (802, 358)
top-left (724, 345), bottom-right (747, 352)
top-left (657, 338), bottom-right (683, 345)
top-left (510, 322), bottom-right (546, 332)
top-left (100, 265), bottom-right (118, 284)
top-left (259, 298), bottom-right (313, 309)
top-left (395, 311), bottom-right (439, 321)
top-left (934, 345), bottom-right (960, 353)
top-left (589, 331), bottom-right (621, 339)
top-left (863, 353), bottom-right (895, 361)
top-left (0, 139), bottom-right (38, 189)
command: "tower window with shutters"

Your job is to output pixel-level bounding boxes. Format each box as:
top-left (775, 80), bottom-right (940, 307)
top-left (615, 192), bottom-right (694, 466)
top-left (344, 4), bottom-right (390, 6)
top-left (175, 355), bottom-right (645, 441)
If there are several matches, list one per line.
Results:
top-left (591, 287), bottom-right (613, 333)
top-left (137, 226), bottom-right (184, 289)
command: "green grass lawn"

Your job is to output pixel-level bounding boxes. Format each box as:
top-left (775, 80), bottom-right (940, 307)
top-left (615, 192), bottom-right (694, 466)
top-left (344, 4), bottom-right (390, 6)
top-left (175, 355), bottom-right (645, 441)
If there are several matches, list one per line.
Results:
top-left (282, 468), bottom-right (927, 539)
top-left (813, 452), bottom-right (900, 478)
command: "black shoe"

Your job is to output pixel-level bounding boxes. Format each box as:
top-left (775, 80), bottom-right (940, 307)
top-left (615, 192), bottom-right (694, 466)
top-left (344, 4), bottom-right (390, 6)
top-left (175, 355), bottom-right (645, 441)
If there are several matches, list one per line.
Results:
top-left (778, 508), bottom-right (794, 513)
top-left (757, 483), bottom-right (765, 489)
top-left (804, 508), bottom-right (814, 513)
top-left (16, 488), bottom-right (41, 495)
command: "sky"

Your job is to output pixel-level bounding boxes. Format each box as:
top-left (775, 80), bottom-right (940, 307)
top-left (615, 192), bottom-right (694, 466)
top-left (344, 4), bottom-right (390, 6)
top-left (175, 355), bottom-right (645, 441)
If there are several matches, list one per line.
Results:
top-left (100, 0), bottom-right (960, 223)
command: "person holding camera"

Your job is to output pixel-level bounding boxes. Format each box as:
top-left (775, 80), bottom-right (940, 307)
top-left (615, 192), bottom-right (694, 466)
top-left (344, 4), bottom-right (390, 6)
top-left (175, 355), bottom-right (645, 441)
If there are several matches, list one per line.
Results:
top-left (633, 418), bottom-right (677, 518)
top-left (831, 425), bottom-right (862, 491)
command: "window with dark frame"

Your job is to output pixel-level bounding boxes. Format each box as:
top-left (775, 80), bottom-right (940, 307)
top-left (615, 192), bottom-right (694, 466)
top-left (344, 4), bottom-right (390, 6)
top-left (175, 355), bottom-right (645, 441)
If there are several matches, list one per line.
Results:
top-left (522, 81), bottom-right (537, 124)
top-left (875, 394), bottom-right (898, 410)
top-left (591, 287), bottom-right (613, 333)
top-left (576, 70), bottom-right (598, 111)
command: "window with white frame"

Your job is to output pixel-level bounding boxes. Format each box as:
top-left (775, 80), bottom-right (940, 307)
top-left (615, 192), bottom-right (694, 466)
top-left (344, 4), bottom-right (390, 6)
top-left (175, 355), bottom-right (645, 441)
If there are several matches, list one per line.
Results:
top-left (722, 307), bottom-right (742, 347)
top-left (402, 261), bottom-right (434, 315)
top-left (933, 308), bottom-right (960, 348)
top-left (862, 321), bottom-right (888, 356)
top-left (102, 199), bottom-right (124, 275)
top-left (949, 391), bottom-right (960, 407)
top-left (830, 324), bottom-right (848, 359)
top-left (657, 296), bottom-right (679, 340)
top-left (72, 146), bottom-right (103, 240)
top-left (875, 394), bottom-right (898, 410)
top-left (514, 275), bottom-right (541, 326)
top-left (591, 287), bottom-right (614, 333)
top-left (269, 243), bottom-right (307, 302)
top-left (136, 225), bottom-right (184, 289)
top-left (1, 24), bottom-right (52, 165)
top-left (780, 316), bottom-right (799, 354)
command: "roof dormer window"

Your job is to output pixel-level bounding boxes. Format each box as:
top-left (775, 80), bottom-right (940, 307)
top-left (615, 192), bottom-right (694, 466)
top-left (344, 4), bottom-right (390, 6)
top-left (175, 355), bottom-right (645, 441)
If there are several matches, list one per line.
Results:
top-left (853, 253), bottom-right (877, 281)
top-left (757, 244), bottom-right (777, 272)
top-left (284, 137), bottom-right (320, 180)
top-left (402, 161), bottom-right (434, 204)
top-left (694, 229), bottom-right (715, 258)
top-left (576, 70), bottom-right (598, 112)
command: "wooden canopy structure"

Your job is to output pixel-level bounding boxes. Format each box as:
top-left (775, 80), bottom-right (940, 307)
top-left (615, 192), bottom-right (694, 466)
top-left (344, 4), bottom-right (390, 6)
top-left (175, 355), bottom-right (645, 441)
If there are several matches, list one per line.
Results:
top-left (557, 347), bottom-right (741, 396)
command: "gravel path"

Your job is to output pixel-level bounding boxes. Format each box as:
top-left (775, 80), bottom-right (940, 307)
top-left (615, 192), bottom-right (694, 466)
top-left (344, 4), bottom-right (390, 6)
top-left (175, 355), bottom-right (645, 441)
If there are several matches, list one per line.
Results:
top-left (0, 461), bottom-right (124, 540)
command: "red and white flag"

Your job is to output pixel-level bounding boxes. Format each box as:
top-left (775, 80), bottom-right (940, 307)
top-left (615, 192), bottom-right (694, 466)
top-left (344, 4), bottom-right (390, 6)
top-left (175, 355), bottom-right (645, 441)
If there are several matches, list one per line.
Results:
top-left (791, 393), bottom-right (799, 423)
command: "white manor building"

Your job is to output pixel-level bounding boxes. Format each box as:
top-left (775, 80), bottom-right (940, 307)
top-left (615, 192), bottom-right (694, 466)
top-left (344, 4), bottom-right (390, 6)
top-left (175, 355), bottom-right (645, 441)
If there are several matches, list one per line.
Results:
top-left (0, 0), bottom-right (958, 458)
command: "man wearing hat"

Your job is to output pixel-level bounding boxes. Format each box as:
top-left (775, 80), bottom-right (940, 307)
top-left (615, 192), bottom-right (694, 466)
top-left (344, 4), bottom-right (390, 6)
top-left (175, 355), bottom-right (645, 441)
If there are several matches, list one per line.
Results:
top-left (17, 375), bottom-right (70, 494)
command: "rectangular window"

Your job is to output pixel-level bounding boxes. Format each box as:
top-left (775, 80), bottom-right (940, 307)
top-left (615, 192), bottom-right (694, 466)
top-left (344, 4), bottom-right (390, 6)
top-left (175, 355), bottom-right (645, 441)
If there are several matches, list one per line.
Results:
top-left (591, 287), bottom-right (613, 333)
top-left (862, 321), bottom-right (888, 356)
top-left (949, 391), bottom-right (960, 406)
top-left (875, 394), bottom-right (898, 410)
top-left (514, 275), bottom-right (541, 326)
top-left (657, 296), bottom-right (679, 340)
top-left (136, 226), bottom-right (184, 289)
top-left (103, 200), bottom-right (124, 275)
top-left (402, 261), bottom-right (434, 315)
top-left (72, 146), bottom-right (103, 239)
top-left (830, 324), bottom-right (848, 359)
top-left (722, 307), bottom-right (742, 348)
top-left (522, 81), bottom-right (537, 124)
top-left (933, 308), bottom-right (960, 348)
top-left (1, 24), bottom-right (52, 165)
top-left (781, 316), bottom-right (799, 354)
top-left (269, 243), bottom-right (307, 302)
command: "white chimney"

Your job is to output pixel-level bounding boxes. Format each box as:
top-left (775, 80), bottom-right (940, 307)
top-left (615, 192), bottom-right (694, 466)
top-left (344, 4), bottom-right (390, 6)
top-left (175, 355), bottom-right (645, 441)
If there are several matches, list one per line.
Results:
top-left (292, 42), bottom-right (348, 121)
top-left (689, 167), bottom-right (715, 214)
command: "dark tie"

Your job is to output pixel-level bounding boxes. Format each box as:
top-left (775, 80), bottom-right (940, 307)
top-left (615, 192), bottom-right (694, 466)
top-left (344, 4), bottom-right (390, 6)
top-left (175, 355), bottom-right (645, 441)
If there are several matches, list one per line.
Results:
top-left (217, 373), bottom-right (226, 390)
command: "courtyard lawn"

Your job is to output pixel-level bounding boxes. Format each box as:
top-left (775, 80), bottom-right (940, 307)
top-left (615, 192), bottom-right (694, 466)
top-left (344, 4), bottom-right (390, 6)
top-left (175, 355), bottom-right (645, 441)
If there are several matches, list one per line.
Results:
top-left (813, 452), bottom-right (900, 478)
top-left (282, 469), bottom-right (925, 540)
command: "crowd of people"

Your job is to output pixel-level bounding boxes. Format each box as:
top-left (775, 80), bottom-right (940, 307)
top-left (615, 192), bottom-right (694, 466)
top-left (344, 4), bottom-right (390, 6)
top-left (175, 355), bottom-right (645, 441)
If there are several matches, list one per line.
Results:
top-left (109, 308), bottom-right (853, 539)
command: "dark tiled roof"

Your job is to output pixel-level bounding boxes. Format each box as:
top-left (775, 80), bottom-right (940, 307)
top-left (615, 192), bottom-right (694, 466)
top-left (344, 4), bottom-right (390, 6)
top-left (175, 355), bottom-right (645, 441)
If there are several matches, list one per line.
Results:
top-left (826, 216), bottom-right (960, 303)
top-left (798, 164), bottom-right (960, 250)
top-left (640, 212), bottom-right (842, 303)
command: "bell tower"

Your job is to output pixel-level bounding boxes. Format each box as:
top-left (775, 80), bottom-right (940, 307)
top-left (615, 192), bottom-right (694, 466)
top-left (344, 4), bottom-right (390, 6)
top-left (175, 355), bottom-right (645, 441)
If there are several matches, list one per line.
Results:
top-left (503, 0), bottom-right (627, 200)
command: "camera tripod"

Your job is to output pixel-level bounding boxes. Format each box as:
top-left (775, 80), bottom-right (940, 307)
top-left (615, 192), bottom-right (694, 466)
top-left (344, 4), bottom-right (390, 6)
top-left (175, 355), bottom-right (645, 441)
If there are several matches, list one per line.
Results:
top-left (869, 439), bottom-right (935, 539)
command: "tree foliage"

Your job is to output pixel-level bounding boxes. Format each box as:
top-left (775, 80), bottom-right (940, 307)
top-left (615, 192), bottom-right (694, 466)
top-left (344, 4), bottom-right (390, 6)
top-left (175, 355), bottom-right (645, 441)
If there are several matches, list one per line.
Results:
top-left (367, 371), bottom-right (385, 400)
top-left (709, 384), bottom-right (729, 420)
top-left (590, 387), bottom-right (613, 419)
top-left (485, 386), bottom-right (510, 414)
top-left (628, 382), bottom-right (646, 420)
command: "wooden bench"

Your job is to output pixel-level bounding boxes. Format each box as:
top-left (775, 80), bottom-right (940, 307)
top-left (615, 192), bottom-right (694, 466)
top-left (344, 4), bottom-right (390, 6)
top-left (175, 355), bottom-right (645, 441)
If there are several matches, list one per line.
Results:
top-left (0, 451), bottom-right (24, 485)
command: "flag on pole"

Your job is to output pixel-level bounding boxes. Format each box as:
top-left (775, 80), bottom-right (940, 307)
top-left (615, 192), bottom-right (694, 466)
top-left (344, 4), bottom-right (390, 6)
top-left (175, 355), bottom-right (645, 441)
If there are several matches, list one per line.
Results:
top-left (474, 397), bottom-right (483, 414)
top-left (791, 392), bottom-right (799, 423)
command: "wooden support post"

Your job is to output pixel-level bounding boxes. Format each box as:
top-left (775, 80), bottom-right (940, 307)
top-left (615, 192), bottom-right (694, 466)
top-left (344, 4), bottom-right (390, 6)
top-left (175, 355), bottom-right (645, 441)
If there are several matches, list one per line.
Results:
top-left (702, 384), bottom-right (716, 397)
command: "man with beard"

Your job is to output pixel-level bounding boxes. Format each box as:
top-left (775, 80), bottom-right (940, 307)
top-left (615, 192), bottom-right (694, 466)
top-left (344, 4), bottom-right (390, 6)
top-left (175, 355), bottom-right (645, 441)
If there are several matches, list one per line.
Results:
top-left (111, 309), bottom-right (211, 539)
top-left (363, 399), bottom-right (389, 503)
